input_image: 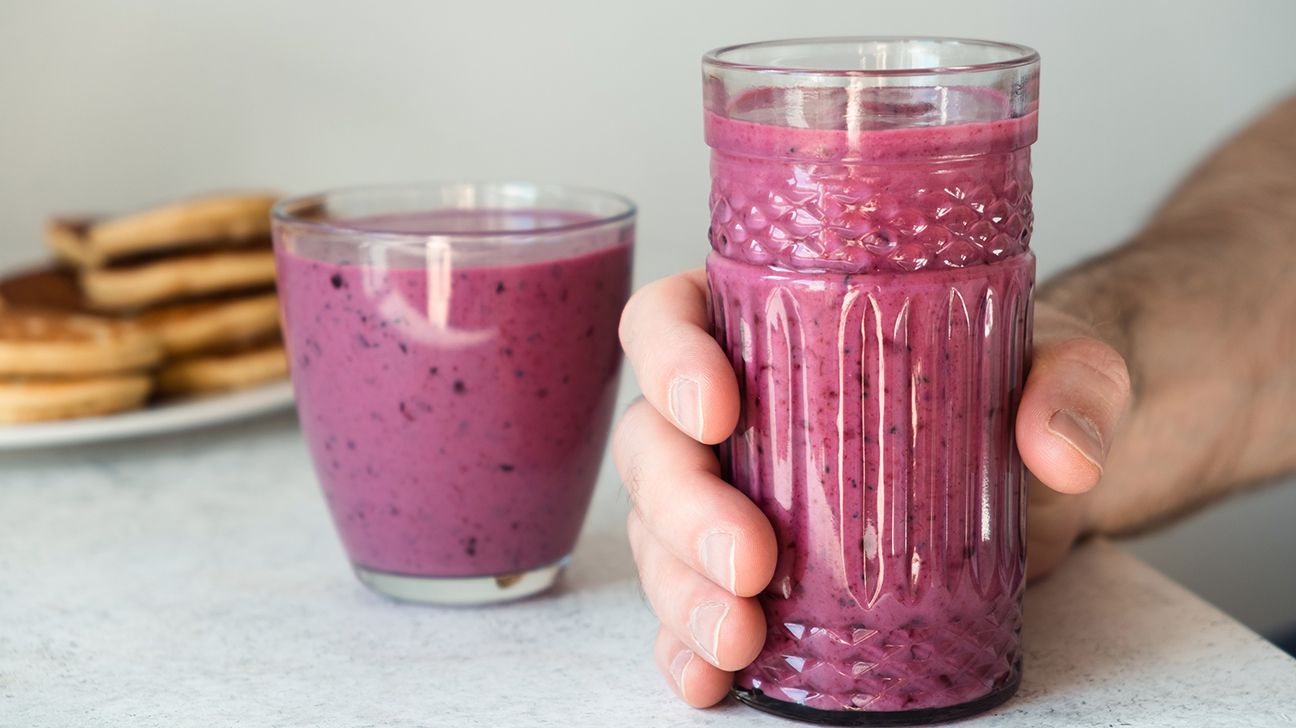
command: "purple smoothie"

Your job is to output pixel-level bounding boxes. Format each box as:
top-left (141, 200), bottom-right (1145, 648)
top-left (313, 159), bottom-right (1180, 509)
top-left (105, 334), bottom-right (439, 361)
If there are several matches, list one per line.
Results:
top-left (707, 95), bottom-right (1036, 714)
top-left (275, 210), bottom-right (632, 579)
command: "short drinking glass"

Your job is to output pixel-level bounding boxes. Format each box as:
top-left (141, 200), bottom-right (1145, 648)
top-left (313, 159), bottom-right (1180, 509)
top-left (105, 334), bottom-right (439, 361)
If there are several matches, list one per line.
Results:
top-left (273, 182), bottom-right (635, 605)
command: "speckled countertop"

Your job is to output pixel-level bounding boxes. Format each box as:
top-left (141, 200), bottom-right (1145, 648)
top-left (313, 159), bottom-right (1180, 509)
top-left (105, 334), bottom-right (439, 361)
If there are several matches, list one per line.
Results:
top-left (2, 411), bottom-right (1294, 727)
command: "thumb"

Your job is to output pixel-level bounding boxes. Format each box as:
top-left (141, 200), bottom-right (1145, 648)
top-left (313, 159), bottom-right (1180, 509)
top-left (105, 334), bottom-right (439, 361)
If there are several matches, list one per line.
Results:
top-left (1017, 312), bottom-right (1133, 494)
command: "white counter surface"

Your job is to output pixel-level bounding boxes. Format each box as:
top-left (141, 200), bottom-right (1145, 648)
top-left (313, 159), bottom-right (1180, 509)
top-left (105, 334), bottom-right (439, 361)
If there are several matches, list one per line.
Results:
top-left (3, 411), bottom-right (1295, 727)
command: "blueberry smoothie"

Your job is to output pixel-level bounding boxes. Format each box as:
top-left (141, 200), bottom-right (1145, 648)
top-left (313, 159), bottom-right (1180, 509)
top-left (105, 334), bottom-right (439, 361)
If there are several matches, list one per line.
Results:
top-left (274, 203), bottom-right (632, 595)
top-left (704, 49), bottom-right (1039, 720)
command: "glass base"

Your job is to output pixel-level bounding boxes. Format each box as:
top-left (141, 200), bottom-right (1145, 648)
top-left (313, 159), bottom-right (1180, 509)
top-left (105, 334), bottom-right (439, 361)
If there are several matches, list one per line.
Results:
top-left (353, 555), bottom-right (570, 606)
top-left (731, 669), bottom-right (1021, 726)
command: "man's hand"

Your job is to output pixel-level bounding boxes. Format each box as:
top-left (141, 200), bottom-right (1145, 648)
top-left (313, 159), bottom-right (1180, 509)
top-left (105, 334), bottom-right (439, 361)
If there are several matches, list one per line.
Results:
top-left (613, 268), bottom-right (1132, 706)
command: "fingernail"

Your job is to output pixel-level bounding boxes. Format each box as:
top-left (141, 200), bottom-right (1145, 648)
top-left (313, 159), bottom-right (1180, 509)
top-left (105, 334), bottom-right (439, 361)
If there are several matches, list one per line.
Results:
top-left (1048, 410), bottom-right (1104, 471)
top-left (669, 649), bottom-right (693, 701)
top-left (688, 600), bottom-right (729, 665)
top-left (700, 530), bottom-right (737, 594)
top-left (668, 376), bottom-right (704, 441)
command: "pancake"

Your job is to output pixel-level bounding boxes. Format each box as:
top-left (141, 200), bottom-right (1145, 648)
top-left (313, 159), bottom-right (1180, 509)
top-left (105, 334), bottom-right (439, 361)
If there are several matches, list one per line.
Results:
top-left (79, 249), bottom-right (277, 311)
top-left (0, 373), bottom-right (152, 423)
top-left (137, 292), bottom-right (281, 357)
top-left (46, 191), bottom-right (279, 267)
top-left (0, 310), bottom-right (162, 377)
top-left (0, 265), bottom-right (84, 312)
top-left (1, 265), bottom-right (281, 357)
top-left (156, 340), bottom-right (288, 396)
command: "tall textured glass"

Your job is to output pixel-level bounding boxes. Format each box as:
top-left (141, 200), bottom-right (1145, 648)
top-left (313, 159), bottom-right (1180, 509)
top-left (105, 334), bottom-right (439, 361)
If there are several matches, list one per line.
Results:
top-left (704, 39), bottom-right (1039, 724)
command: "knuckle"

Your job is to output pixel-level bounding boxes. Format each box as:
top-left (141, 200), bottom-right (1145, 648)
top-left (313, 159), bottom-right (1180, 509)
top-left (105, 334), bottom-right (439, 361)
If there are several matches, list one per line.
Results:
top-left (621, 451), bottom-right (648, 508)
top-left (1048, 337), bottom-right (1132, 400)
top-left (626, 511), bottom-right (645, 556)
top-left (619, 278), bottom-right (668, 350)
top-left (611, 399), bottom-right (649, 463)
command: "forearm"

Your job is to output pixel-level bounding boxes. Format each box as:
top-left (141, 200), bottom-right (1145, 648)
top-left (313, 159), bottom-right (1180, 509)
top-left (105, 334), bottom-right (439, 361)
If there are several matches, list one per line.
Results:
top-left (1040, 94), bottom-right (1296, 534)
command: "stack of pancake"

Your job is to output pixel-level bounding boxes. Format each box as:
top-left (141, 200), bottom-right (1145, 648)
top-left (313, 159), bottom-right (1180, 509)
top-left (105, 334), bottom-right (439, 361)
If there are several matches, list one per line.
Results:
top-left (0, 192), bottom-right (288, 423)
top-left (0, 307), bottom-right (161, 423)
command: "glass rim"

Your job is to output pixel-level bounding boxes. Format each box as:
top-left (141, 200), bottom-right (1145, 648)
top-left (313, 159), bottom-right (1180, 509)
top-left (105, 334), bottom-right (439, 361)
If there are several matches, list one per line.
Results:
top-left (271, 181), bottom-right (637, 242)
top-left (703, 36), bottom-right (1040, 77)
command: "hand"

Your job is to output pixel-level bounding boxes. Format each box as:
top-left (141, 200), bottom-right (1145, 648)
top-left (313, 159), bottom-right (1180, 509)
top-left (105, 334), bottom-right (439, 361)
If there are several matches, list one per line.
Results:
top-left (613, 269), bottom-right (1132, 707)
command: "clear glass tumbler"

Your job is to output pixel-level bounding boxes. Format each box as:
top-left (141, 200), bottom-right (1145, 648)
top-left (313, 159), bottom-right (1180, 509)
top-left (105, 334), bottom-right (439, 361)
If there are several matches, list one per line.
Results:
top-left (703, 38), bottom-right (1039, 723)
top-left (273, 183), bottom-right (635, 605)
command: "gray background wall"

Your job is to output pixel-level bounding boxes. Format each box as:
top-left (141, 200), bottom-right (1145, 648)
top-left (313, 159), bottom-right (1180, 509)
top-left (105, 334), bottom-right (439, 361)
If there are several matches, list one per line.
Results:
top-left (2, 1), bottom-right (1294, 634)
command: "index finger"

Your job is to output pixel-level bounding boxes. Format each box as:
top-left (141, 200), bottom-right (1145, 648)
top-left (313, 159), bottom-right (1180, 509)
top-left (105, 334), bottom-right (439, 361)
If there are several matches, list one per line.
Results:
top-left (619, 268), bottom-right (739, 445)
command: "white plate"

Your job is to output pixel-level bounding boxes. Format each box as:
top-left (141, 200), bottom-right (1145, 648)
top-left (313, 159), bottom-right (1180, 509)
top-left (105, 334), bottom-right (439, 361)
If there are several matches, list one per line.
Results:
top-left (0, 380), bottom-right (295, 450)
